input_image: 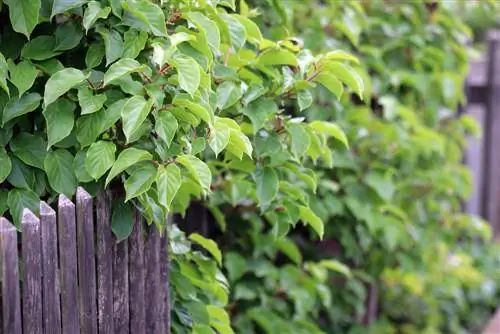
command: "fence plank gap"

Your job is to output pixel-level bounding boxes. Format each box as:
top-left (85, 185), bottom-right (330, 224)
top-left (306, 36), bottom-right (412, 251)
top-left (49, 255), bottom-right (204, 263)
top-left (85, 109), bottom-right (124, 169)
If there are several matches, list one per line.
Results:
top-left (96, 192), bottom-right (114, 334)
top-left (40, 201), bottom-right (62, 334)
top-left (76, 188), bottom-right (98, 334)
top-left (21, 209), bottom-right (43, 334)
top-left (129, 212), bottom-right (145, 334)
top-left (58, 195), bottom-right (80, 334)
top-left (113, 239), bottom-right (130, 334)
top-left (145, 226), bottom-right (162, 334)
top-left (0, 218), bottom-right (22, 334)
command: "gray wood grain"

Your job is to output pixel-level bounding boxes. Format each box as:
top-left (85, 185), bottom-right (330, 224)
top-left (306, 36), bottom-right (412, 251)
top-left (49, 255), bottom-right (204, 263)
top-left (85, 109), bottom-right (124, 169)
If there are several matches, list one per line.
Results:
top-left (40, 202), bottom-right (62, 334)
top-left (96, 192), bottom-right (114, 334)
top-left (160, 215), bottom-right (172, 334)
top-left (145, 225), bottom-right (162, 334)
top-left (58, 195), bottom-right (80, 334)
top-left (113, 240), bottom-right (129, 333)
top-left (129, 211), bottom-right (145, 334)
top-left (21, 209), bottom-right (43, 334)
top-left (76, 188), bottom-right (98, 334)
top-left (0, 218), bottom-right (22, 334)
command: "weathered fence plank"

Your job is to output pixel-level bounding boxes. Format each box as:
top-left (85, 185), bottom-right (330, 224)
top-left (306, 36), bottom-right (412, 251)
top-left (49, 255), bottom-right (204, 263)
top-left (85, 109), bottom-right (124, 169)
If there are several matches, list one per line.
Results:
top-left (145, 226), bottom-right (162, 334)
top-left (58, 195), bottom-right (80, 334)
top-left (22, 209), bottom-right (43, 334)
top-left (76, 188), bottom-right (98, 334)
top-left (0, 218), bottom-right (22, 334)
top-left (129, 212), bottom-right (146, 334)
top-left (40, 202), bottom-right (61, 334)
top-left (96, 192), bottom-right (114, 334)
top-left (160, 217), bottom-right (171, 333)
top-left (113, 239), bottom-right (130, 333)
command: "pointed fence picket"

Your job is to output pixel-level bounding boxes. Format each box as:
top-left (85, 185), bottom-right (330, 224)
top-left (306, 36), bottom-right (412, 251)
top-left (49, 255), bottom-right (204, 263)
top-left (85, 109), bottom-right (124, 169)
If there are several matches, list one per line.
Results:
top-left (0, 188), bottom-right (170, 334)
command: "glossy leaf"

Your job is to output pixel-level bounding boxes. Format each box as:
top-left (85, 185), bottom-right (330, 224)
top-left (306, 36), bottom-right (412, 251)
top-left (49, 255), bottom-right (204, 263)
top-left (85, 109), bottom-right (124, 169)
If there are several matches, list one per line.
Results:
top-left (124, 161), bottom-right (157, 201)
top-left (44, 68), bottom-right (89, 107)
top-left (105, 147), bottom-right (152, 185)
top-left (190, 233), bottom-right (222, 266)
top-left (85, 141), bottom-right (116, 180)
top-left (44, 98), bottom-right (76, 147)
top-left (121, 96), bottom-right (153, 143)
top-left (156, 163), bottom-right (182, 211)
top-left (4, 0), bottom-right (40, 38)
top-left (44, 149), bottom-right (78, 196)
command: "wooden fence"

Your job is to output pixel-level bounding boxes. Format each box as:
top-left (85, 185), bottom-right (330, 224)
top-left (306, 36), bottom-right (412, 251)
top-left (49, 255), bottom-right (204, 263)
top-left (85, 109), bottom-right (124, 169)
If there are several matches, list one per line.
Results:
top-left (465, 29), bottom-right (500, 239)
top-left (0, 188), bottom-right (170, 334)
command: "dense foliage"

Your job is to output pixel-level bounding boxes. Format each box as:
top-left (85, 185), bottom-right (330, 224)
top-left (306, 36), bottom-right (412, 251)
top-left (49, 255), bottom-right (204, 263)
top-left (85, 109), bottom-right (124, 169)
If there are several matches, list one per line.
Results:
top-left (0, 1), bottom-right (498, 333)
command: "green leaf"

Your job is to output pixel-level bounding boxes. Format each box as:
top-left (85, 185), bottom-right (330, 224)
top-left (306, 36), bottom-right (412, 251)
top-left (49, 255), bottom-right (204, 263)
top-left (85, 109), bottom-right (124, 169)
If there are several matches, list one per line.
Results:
top-left (96, 26), bottom-right (123, 66)
top-left (83, 1), bottom-right (111, 32)
top-left (189, 233), bottom-right (222, 266)
top-left (324, 50), bottom-right (360, 64)
top-left (76, 110), bottom-right (105, 147)
top-left (221, 14), bottom-right (247, 51)
top-left (8, 157), bottom-right (34, 189)
top-left (365, 172), bottom-right (395, 202)
top-left (122, 29), bottom-right (148, 59)
top-left (208, 118), bottom-right (230, 157)
top-left (254, 166), bottom-right (278, 208)
top-left (78, 86), bottom-right (107, 115)
top-left (288, 123), bottom-right (311, 158)
top-left (122, 0), bottom-right (168, 37)
top-left (156, 163), bottom-right (181, 211)
top-left (10, 133), bottom-right (47, 169)
top-left (2, 93), bottom-right (41, 125)
top-left (7, 189), bottom-right (40, 226)
top-left (257, 48), bottom-right (298, 67)
top-left (73, 151), bottom-right (93, 182)
top-left (0, 148), bottom-right (12, 183)
top-left (51, 0), bottom-right (87, 18)
top-left (224, 252), bottom-right (246, 282)
top-left (216, 81), bottom-right (243, 110)
top-left (121, 95), bottom-right (153, 143)
top-left (44, 68), bottom-right (89, 107)
top-left (8, 60), bottom-right (39, 96)
top-left (313, 73), bottom-right (343, 99)
top-left (105, 147), bottom-right (152, 185)
top-left (21, 36), bottom-right (61, 61)
top-left (103, 58), bottom-right (146, 86)
top-left (309, 121), bottom-right (348, 148)
top-left (54, 21), bottom-right (84, 51)
top-left (241, 97), bottom-right (278, 134)
top-left (174, 56), bottom-right (200, 96)
top-left (233, 14), bottom-right (263, 46)
top-left (111, 201), bottom-right (135, 242)
top-left (317, 259), bottom-right (351, 277)
top-left (85, 40), bottom-right (105, 69)
top-left (0, 54), bottom-right (9, 96)
top-left (0, 190), bottom-right (8, 216)
top-left (85, 141), bottom-right (116, 180)
top-left (297, 89), bottom-right (313, 111)
top-left (124, 161), bottom-right (157, 201)
top-left (298, 205), bottom-right (324, 239)
top-left (173, 94), bottom-right (214, 125)
top-left (44, 149), bottom-right (78, 196)
top-left (227, 130), bottom-right (253, 159)
top-left (322, 62), bottom-right (364, 98)
top-left (177, 155), bottom-right (212, 193)
top-left (44, 98), bottom-right (76, 147)
top-left (4, 0), bottom-right (40, 38)
top-left (34, 59), bottom-right (64, 76)
top-left (185, 12), bottom-right (221, 51)
top-left (154, 112), bottom-right (178, 147)
top-left (275, 238), bottom-right (302, 264)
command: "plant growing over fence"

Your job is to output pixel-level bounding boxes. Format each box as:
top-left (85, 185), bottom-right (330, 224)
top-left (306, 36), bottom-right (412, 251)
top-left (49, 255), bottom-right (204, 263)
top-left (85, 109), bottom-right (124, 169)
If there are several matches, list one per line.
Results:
top-left (0, 0), bottom-right (364, 332)
top-left (214, 0), bottom-right (500, 333)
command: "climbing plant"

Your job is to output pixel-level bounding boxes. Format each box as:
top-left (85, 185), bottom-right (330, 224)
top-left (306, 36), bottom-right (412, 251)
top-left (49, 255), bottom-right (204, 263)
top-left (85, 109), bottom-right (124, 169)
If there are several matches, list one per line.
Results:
top-left (0, 0), bottom-right (363, 332)
top-left (213, 0), bottom-right (500, 333)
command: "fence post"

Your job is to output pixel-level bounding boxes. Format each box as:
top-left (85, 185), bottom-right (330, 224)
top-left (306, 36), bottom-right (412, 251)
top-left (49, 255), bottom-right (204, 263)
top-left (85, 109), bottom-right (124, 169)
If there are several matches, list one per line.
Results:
top-left (77, 188), bottom-right (98, 334)
top-left (21, 209), bottom-right (43, 334)
top-left (0, 218), bottom-right (21, 334)
top-left (40, 202), bottom-right (61, 334)
top-left (58, 195), bottom-right (80, 334)
top-left (129, 211), bottom-right (145, 333)
top-left (481, 30), bottom-right (500, 238)
top-left (96, 192), bottom-right (114, 334)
